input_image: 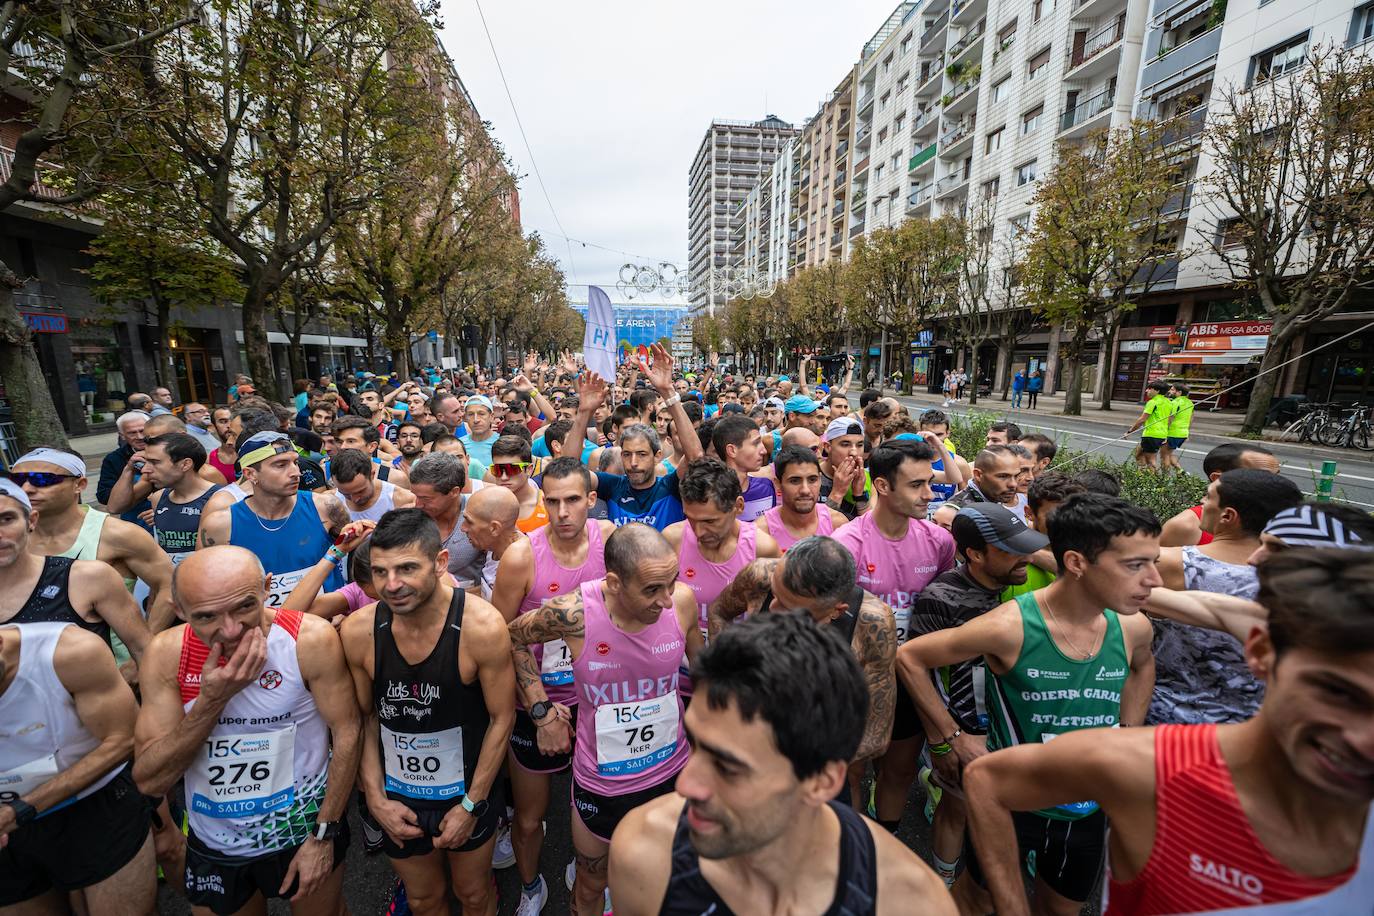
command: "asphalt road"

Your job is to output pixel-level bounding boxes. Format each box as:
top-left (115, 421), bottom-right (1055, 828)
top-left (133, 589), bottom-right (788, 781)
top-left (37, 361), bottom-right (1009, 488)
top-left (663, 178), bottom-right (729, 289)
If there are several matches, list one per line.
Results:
top-left (900, 396), bottom-right (1374, 509)
top-left (155, 776), bottom-right (939, 914)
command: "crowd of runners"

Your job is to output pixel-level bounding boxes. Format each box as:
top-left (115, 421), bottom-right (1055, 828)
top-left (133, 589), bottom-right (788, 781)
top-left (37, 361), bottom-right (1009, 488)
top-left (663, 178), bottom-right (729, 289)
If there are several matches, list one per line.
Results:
top-left (2, 345), bottom-right (1372, 916)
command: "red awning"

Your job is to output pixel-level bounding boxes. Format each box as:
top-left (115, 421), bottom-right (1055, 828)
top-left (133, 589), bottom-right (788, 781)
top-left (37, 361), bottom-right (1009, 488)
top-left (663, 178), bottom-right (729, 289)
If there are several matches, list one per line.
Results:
top-left (1157, 349), bottom-right (1263, 365)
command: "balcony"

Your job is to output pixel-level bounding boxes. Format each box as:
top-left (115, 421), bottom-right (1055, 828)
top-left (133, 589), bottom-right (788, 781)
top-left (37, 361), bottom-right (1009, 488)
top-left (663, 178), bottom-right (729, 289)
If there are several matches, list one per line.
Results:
top-left (915, 61), bottom-right (945, 97)
top-left (921, 11), bottom-right (951, 49)
top-left (907, 185), bottom-right (935, 211)
top-left (936, 172), bottom-right (970, 197)
top-left (942, 73), bottom-right (981, 115)
top-left (856, 123), bottom-right (872, 146)
top-left (849, 220), bottom-right (867, 238)
top-left (909, 142), bottom-right (938, 172)
top-left (952, 0), bottom-right (988, 26)
top-left (1059, 87), bottom-right (1115, 136)
top-left (831, 201), bottom-right (845, 220)
top-left (857, 89), bottom-right (875, 113)
top-left (830, 231), bottom-right (843, 248)
top-left (939, 120), bottom-right (975, 157)
top-left (949, 22), bottom-right (987, 61)
top-left (912, 107), bottom-right (940, 137)
top-left (1161, 181), bottom-right (1194, 219)
top-left (851, 189), bottom-right (867, 211)
top-left (1140, 24), bottom-right (1220, 89)
top-left (836, 139), bottom-right (849, 161)
top-left (1066, 19), bottom-right (1124, 77)
top-left (854, 154), bottom-right (871, 174)
top-left (1130, 255), bottom-right (1181, 290)
top-left (1160, 104), bottom-right (1207, 147)
top-left (1072, 0), bottom-right (1126, 22)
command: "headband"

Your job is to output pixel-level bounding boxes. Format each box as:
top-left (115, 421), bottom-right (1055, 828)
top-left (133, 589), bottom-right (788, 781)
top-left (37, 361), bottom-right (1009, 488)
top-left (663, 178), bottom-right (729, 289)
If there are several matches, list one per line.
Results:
top-left (238, 433), bottom-right (295, 468)
top-left (14, 448), bottom-right (87, 478)
top-left (1262, 505), bottom-right (1367, 549)
top-left (0, 478), bottom-right (32, 511)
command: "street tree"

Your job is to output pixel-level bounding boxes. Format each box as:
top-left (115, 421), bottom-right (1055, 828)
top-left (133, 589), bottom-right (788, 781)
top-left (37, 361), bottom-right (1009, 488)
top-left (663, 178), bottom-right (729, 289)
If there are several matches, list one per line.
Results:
top-left (138, 0), bottom-right (443, 394)
top-left (846, 216), bottom-right (962, 393)
top-left (947, 202), bottom-right (1007, 405)
top-left (1199, 44), bottom-right (1374, 435)
top-left (1020, 120), bottom-right (1179, 415)
top-left (0, 1), bottom-right (198, 449)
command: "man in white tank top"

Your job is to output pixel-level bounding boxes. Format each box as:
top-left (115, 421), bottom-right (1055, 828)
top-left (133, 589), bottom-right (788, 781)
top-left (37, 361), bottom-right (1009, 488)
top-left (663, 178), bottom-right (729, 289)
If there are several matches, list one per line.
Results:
top-left (133, 546), bottom-right (362, 916)
top-left (0, 619), bottom-right (155, 914)
top-left (330, 447), bottom-right (415, 522)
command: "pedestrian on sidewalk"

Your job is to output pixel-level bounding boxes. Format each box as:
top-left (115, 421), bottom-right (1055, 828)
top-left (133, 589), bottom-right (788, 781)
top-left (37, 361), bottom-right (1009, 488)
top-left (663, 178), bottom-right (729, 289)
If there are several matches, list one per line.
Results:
top-left (1026, 370), bottom-right (1042, 409)
top-left (941, 369), bottom-right (954, 406)
top-left (1011, 370), bottom-right (1026, 409)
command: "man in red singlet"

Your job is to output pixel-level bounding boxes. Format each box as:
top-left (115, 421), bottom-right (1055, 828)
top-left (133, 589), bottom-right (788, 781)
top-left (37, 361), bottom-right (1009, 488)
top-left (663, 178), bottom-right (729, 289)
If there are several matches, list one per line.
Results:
top-left (963, 547), bottom-right (1374, 916)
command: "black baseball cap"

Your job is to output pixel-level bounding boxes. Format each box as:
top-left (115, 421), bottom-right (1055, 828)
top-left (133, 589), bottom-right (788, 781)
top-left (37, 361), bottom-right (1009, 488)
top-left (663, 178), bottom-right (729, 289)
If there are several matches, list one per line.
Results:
top-left (952, 503), bottom-right (1049, 556)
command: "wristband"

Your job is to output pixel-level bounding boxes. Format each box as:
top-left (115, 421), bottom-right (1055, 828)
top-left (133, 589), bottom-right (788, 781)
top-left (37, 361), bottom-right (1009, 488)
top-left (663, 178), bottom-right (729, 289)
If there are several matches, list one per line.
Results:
top-left (326, 545), bottom-right (346, 563)
top-left (663, 394), bottom-right (682, 407)
top-left (930, 741), bottom-right (953, 757)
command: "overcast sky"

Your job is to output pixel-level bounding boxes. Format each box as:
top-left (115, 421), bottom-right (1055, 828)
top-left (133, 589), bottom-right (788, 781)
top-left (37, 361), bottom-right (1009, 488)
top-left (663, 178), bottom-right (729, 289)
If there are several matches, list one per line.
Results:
top-left (439, 0), bottom-right (905, 304)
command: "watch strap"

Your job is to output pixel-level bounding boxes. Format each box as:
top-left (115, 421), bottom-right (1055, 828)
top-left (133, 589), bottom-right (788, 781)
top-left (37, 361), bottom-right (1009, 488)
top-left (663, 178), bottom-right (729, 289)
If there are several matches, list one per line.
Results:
top-left (5, 799), bottom-right (38, 826)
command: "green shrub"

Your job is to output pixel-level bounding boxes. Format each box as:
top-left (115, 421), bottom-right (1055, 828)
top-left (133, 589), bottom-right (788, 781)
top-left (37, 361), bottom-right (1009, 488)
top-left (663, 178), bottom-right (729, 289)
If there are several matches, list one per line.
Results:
top-left (947, 409), bottom-right (997, 458)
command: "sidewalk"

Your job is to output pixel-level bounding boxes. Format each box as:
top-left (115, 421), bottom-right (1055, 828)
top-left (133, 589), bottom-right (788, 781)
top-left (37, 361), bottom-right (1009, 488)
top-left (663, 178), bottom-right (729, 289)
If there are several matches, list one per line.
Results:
top-left (880, 387), bottom-right (1255, 439)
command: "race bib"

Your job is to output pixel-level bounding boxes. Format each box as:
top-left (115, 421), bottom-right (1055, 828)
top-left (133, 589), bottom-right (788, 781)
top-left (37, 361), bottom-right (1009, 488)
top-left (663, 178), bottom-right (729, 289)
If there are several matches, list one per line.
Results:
top-left (264, 568), bottom-right (310, 608)
top-left (594, 691), bottom-right (680, 776)
top-left (189, 726), bottom-right (297, 818)
top-left (381, 725), bottom-right (466, 801)
top-left (0, 753), bottom-right (60, 806)
top-left (893, 605), bottom-right (912, 645)
top-left (972, 664), bottom-right (989, 730)
top-left (540, 639), bottom-right (573, 686)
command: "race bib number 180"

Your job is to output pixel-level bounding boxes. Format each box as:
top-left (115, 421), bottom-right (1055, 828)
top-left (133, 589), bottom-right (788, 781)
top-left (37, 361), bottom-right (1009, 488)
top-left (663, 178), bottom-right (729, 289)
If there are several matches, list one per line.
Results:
top-left (189, 726), bottom-right (297, 819)
top-left (381, 725), bottom-right (466, 801)
top-left (594, 691), bottom-right (680, 776)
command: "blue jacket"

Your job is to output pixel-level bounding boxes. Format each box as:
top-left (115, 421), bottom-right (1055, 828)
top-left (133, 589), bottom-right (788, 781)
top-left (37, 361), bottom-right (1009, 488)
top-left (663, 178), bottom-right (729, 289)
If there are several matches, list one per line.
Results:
top-left (1012, 372), bottom-right (1026, 392)
top-left (1027, 375), bottom-right (1043, 392)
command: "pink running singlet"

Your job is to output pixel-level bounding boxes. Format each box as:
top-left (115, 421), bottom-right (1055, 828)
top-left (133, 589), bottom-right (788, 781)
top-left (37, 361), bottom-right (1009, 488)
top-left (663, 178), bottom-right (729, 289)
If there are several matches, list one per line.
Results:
top-left (517, 521), bottom-right (606, 706)
top-left (571, 581), bottom-right (689, 797)
top-left (832, 511), bottom-right (954, 644)
top-left (761, 505), bottom-right (835, 553)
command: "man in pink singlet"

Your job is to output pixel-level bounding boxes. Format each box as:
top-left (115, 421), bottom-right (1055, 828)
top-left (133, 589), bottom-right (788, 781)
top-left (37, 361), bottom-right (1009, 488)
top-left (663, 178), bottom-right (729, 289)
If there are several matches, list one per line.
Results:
top-left (489, 457), bottom-right (615, 914)
top-left (507, 524), bottom-right (703, 916)
top-left (832, 437), bottom-right (956, 834)
top-left (964, 547), bottom-right (1374, 916)
top-left (757, 445), bottom-right (848, 553)
top-left (663, 458), bottom-right (780, 670)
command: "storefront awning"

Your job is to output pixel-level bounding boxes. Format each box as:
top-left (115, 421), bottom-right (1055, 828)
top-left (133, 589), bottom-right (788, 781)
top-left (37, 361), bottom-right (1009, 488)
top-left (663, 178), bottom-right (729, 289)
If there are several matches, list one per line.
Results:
top-left (234, 331), bottom-right (368, 347)
top-left (1157, 349), bottom-right (1263, 365)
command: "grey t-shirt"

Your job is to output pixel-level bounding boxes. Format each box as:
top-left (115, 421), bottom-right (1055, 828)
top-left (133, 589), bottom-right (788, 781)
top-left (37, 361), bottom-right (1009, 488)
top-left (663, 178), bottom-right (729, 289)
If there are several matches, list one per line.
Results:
top-left (439, 494), bottom-right (484, 584)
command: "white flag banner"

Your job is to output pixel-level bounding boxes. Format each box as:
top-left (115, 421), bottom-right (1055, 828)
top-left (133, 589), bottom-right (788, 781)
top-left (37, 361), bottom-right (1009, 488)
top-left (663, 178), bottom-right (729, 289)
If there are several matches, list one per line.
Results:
top-left (582, 285), bottom-right (618, 381)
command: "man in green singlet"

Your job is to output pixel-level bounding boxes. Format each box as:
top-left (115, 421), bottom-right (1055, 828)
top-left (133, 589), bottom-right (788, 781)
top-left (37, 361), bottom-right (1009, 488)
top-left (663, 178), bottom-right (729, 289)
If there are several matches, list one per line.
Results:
top-left (1128, 381), bottom-right (1173, 470)
top-left (899, 493), bottom-right (1160, 916)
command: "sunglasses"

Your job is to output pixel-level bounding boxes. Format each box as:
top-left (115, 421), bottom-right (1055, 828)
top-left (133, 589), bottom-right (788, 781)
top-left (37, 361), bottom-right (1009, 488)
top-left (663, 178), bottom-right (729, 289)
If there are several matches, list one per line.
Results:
top-left (4, 471), bottom-right (78, 488)
top-left (490, 462), bottom-right (531, 478)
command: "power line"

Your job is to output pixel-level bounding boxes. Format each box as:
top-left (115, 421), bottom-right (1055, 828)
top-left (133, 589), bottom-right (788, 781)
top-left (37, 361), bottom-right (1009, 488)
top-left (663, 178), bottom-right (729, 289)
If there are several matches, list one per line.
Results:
top-left (545, 233), bottom-right (686, 269)
top-left (471, 0), bottom-right (578, 281)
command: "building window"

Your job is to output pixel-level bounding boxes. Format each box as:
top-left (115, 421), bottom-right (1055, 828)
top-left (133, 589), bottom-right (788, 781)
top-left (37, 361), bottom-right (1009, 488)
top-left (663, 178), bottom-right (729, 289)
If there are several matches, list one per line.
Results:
top-left (897, 73), bottom-right (909, 94)
top-left (982, 177), bottom-right (1001, 199)
top-left (998, 19), bottom-right (1019, 44)
top-left (891, 153), bottom-right (901, 170)
top-left (1217, 217), bottom-right (1247, 248)
top-left (1251, 33), bottom-right (1309, 84)
top-left (894, 113), bottom-right (905, 133)
top-left (1028, 47), bottom-right (1051, 80)
top-left (1021, 104), bottom-right (1044, 134)
top-left (1010, 213), bottom-right (1031, 236)
top-left (880, 92), bottom-right (890, 111)
top-left (901, 33), bottom-right (913, 55)
top-left (1033, 0), bottom-right (1044, 23)
top-left (878, 127), bottom-right (889, 145)
top-left (986, 126), bottom-right (1004, 153)
top-left (875, 164), bottom-right (885, 181)
top-left (1016, 160), bottom-right (1038, 185)
top-left (1350, 3), bottom-right (1374, 46)
top-left (883, 53), bottom-right (894, 74)
top-left (991, 76), bottom-right (1010, 102)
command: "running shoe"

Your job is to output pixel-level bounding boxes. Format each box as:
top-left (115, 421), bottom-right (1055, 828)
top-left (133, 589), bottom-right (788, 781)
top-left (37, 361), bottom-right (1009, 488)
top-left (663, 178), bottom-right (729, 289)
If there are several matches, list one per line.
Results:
top-left (360, 808), bottom-right (385, 855)
top-left (516, 875), bottom-right (548, 916)
top-left (493, 822), bottom-right (516, 869)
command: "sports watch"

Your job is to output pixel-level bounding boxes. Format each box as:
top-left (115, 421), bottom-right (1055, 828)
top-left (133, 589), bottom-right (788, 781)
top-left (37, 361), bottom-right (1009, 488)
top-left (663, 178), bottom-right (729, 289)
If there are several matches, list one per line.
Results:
top-left (529, 700), bottom-right (553, 723)
top-left (2, 800), bottom-right (37, 827)
top-left (312, 819), bottom-right (342, 841)
top-left (460, 796), bottom-right (489, 819)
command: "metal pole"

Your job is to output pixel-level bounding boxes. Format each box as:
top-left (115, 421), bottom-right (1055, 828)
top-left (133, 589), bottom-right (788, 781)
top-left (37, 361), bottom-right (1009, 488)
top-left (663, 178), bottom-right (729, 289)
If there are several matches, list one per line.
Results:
top-left (1317, 460), bottom-right (1337, 501)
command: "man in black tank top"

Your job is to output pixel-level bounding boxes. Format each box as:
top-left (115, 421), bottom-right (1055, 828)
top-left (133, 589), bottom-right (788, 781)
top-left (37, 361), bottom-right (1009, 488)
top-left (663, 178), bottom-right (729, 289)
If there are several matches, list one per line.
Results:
top-left (142, 432), bottom-right (220, 564)
top-left (608, 612), bottom-right (953, 915)
top-left (340, 509), bottom-right (515, 916)
top-left (0, 480), bottom-right (150, 664)
top-left (707, 537), bottom-right (898, 772)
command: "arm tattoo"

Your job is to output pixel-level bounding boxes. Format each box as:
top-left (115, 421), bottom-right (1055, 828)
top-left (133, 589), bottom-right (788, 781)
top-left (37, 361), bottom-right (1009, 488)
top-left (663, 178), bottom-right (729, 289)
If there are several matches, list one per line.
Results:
top-left (509, 593), bottom-right (585, 648)
top-left (854, 601), bottom-right (898, 761)
top-left (711, 560), bottom-right (776, 624)
top-left (321, 495), bottom-right (350, 537)
top-left (512, 645), bottom-right (544, 705)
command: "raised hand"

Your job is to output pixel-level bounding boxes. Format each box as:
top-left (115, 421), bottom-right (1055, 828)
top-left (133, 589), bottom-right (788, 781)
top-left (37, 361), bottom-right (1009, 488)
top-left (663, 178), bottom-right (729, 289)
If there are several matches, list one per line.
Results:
top-left (578, 372), bottom-right (608, 412)
top-left (639, 341), bottom-right (675, 394)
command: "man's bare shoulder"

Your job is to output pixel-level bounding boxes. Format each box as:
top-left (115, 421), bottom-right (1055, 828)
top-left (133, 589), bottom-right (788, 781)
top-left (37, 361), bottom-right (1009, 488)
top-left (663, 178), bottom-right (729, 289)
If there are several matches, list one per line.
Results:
top-left (461, 592), bottom-right (512, 640)
top-left (610, 792), bottom-right (682, 896)
top-left (866, 815), bottom-right (958, 915)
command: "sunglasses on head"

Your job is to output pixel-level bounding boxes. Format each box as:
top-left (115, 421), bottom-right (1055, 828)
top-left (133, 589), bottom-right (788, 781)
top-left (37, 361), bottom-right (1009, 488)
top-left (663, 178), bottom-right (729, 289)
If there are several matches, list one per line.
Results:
top-left (4, 471), bottom-right (78, 488)
top-left (491, 461), bottom-right (531, 478)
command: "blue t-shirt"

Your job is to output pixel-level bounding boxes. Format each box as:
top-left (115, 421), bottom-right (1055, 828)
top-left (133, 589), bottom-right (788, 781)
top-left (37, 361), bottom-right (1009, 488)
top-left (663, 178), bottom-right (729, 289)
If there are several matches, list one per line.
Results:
top-left (461, 433), bottom-right (498, 467)
top-left (595, 470), bottom-right (684, 530)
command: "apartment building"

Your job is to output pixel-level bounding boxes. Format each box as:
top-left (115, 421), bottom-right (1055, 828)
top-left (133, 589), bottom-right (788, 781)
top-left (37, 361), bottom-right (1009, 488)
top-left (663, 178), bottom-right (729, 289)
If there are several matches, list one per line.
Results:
top-left (687, 116), bottom-right (800, 314)
top-left (788, 69), bottom-right (860, 271)
top-left (731, 138), bottom-right (797, 293)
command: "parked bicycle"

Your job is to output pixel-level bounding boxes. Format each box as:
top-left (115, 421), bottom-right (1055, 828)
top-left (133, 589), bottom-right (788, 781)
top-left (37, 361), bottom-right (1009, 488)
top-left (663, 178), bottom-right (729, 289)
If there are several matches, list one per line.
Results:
top-left (1277, 402), bottom-right (1338, 444)
top-left (1315, 404), bottom-right (1374, 451)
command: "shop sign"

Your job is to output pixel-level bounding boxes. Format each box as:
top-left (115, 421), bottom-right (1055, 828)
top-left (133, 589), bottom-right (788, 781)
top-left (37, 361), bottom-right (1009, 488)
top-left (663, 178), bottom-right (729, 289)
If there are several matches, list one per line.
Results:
top-left (1120, 340), bottom-right (1150, 352)
top-left (21, 312), bottom-right (66, 333)
top-left (1147, 325), bottom-right (1175, 339)
top-left (1189, 320), bottom-right (1273, 337)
